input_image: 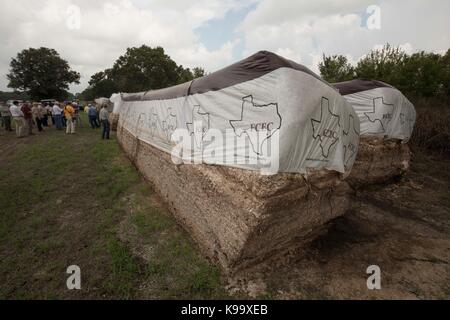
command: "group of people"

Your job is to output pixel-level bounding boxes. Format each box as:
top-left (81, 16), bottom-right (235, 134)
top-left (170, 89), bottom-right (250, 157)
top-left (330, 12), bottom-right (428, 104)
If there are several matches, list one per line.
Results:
top-left (0, 100), bottom-right (111, 140)
top-left (85, 103), bottom-right (112, 139)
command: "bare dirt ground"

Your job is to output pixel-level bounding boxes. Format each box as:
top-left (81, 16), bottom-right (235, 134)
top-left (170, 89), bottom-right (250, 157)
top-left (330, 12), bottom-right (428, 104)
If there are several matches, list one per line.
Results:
top-left (228, 152), bottom-right (450, 299)
top-left (0, 122), bottom-right (449, 299)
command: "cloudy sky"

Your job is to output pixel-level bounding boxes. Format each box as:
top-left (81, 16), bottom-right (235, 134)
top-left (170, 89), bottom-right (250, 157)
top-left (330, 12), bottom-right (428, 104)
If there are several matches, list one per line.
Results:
top-left (0, 0), bottom-right (449, 93)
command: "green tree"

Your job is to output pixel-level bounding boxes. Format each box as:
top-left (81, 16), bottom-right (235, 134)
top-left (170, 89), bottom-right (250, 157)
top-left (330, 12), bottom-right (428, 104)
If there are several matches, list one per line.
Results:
top-left (317, 43), bottom-right (450, 99)
top-left (319, 54), bottom-right (355, 83)
top-left (192, 67), bottom-right (206, 79)
top-left (7, 47), bottom-right (80, 100)
top-left (110, 45), bottom-right (185, 92)
top-left (355, 44), bottom-right (407, 84)
top-left (441, 49), bottom-right (450, 97)
top-left (81, 45), bottom-right (205, 99)
top-left (86, 70), bottom-right (118, 99)
top-left (398, 51), bottom-right (445, 97)
top-left (0, 91), bottom-right (29, 102)
top-left (176, 66), bottom-right (195, 84)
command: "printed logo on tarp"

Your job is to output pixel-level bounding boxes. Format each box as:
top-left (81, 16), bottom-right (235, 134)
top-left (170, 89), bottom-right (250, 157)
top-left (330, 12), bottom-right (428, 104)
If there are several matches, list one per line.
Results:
top-left (309, 97), bottom-right (341, 161)
top-left (186, 105), bottom-right (211, 149)
top-left (229, 95), bottom-right (282, 156)
top-left (365, 97), bottom-right (394, 133)
top-left (170, 95), bottom-right (281, 175)
top-left (148, 108), bottom-right (160, 136)
top-left (343, 114), bottom-right (360, 170)
top-left (400, 102), bottom-right (415, 138)
top-left (162, 109), bottom-right (178, 140)
top-left (144, 107), bottom-right (178, 140)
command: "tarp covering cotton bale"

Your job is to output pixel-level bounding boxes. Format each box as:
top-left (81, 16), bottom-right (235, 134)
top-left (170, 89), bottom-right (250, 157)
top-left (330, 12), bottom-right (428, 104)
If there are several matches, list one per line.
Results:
top-left (94, 97), bottom-right (114, 112)
top-left (109, 93), bottom-right (123, 131)
top-left (334, 79), bottom-right (416, 185)
top-left (117, 51), bottom-right (360, 272)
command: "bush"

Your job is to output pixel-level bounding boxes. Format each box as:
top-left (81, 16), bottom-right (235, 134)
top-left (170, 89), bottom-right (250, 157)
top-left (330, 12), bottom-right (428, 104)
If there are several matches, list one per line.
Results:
top-left (409, 96), bottom-right (450, 157)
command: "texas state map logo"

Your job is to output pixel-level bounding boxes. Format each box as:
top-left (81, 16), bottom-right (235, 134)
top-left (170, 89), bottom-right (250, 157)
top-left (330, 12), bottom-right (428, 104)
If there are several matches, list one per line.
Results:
top-left (365, 97), bottom-right (394, 133)
top-left (186, 105), bottom-right (211, 149)
top-left (311, 97), bottom-right (341, 158)
top-left (229, 95), bottom-right (282, 156)
top-left (147, 107), bottom-right (178, 140)
top-left (343, 113), bottom-right (359, 169)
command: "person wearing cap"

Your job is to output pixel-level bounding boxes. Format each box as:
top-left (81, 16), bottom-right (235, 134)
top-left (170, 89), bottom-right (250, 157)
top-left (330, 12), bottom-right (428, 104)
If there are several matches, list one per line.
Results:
top-left (64, 102), bottom-right (76, 134)
top-left (10, 101), bottom-right (25, 137)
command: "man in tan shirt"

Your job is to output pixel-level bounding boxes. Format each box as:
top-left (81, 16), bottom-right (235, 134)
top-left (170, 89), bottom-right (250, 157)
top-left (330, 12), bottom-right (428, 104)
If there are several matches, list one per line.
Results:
top-left (99, 105), bottom-right (110, 140)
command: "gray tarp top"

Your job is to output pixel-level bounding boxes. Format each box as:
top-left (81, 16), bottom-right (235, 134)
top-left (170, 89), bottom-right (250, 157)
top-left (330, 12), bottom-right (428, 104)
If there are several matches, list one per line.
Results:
top-left (122, 51), bottom-right (329, 102)
top-left (333, 79), bottom-right (393, 96)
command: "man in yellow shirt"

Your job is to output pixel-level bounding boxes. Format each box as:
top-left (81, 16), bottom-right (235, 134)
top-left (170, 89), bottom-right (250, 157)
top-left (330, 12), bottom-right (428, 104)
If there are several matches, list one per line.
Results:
top-left (64, 103), bottom-right (76, 134)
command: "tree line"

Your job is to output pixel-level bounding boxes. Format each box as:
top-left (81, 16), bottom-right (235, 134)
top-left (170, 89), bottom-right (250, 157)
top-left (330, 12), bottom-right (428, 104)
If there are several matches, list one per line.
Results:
top-left (5, 46), bottom-right (205, 101)
top-left (79, 45), bottom-right (205, 101)
top-left (5, 44), bottom-right (449, 102)
top-left (319, 44), bottom-right (450, 99)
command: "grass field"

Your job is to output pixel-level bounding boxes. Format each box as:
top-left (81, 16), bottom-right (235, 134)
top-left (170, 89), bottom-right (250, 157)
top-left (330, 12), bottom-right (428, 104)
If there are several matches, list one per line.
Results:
top-left (0, 115), bottom-right (227, 299)
top-left (0, 114), bottom-right (449, 299)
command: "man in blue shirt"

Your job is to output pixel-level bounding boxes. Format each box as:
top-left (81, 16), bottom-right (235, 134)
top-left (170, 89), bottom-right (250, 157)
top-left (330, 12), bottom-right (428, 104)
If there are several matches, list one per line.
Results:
top-left (87, 104), bottom-right (100, 129)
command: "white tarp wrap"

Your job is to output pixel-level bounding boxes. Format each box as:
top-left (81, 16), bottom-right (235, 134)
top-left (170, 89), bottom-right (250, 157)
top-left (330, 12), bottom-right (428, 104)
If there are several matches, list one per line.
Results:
top-left (110, 93), bottom-right (123, 114)
top-left (95, 97), bottom-right (110, 106)
top-left (116, 68), bottom-right (360, 175)
top-left (343, 87), bottom-right (416, 142)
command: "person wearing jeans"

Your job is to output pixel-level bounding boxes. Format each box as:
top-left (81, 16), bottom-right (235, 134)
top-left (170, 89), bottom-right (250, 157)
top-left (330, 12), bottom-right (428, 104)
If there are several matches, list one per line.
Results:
top-left (88, 104), bottom-right (99, 129)
top-left (99, 105), bottom-right (110, 140)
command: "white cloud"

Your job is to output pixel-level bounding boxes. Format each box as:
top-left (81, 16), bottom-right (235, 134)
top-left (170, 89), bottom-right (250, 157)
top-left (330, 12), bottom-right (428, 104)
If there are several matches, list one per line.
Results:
top-left (275, 48), bottom-right (303, 63)
top-left (239, 0), bottom-right (450, 74)
top-left (0, 0), bottom-right (449, 95)
top-left (0, 0), bottom-right (252, 93)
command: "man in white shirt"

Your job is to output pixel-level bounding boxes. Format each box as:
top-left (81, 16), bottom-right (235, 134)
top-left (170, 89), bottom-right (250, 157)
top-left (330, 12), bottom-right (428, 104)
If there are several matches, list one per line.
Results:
top-left (9, 101), bottom-right (25, 137)
top-left (52, 102), bottom-right (63, 130)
